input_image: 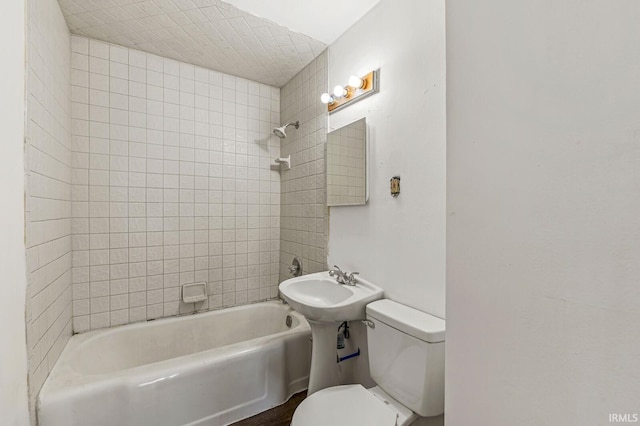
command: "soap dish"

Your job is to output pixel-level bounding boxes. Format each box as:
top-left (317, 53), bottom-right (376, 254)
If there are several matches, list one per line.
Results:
top-left (182, 282), bottom-right (207, 303)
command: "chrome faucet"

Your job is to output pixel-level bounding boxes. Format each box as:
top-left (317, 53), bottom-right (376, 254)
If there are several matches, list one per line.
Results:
top-left (344, 272), bottom-right (359, 286)
top-left (329, 265), bottom-right (346, 283)
top-left (329, 265), bottom-right (359, 286)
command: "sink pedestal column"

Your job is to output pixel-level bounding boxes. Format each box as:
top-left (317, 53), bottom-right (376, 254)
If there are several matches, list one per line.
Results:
top-left (307, 319), bottom-right (341, 395)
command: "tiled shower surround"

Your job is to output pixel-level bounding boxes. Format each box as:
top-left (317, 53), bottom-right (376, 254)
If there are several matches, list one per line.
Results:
top-left (24, 0), bottom-right (72, 418)
top-left (20, 0), bottom-right (331, 419)
top-left (279, 52), bottom-right (329, 280)
top-left (70, 35), bottom-right (282, 331)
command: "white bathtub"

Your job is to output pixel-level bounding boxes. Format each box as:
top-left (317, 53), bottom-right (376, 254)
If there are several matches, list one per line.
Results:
top-left (38, 301), bottom-right (311, 426)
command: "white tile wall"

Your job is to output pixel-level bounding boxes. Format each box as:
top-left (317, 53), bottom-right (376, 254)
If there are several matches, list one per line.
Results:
top-left (25, 0), bottom-right (72, 420)
top-left (327, 119), bottom-right (366, 206)
top-left (70, 36), bottom-right (282, 331)
top-left (279, 51), bottom-right (328, 280)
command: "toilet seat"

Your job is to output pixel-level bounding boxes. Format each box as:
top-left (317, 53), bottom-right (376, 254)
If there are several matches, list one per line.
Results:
top-left (291, 384), bottom-right (414, 426)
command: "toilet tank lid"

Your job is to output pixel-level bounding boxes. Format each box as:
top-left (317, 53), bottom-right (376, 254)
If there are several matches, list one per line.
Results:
top-left (366, 300), bottom-right (445, 343)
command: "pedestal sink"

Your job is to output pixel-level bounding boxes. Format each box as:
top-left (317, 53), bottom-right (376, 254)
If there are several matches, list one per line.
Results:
top-left (279, 272), bottom-right (383, 394)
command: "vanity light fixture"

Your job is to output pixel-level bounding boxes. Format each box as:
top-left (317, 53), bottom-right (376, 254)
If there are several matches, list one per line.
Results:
top-left (321, 69), bottom-right (380, 113)
top-left (348, 75), bottom-right (366, 89)
top-left (333, 85), bottom-right (348, 99)
top-left (320, 93), bottom-right (335, 105)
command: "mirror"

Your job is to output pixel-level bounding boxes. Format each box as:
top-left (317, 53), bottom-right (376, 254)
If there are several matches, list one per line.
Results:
top-left (326, 118), bottom-right (368, 206)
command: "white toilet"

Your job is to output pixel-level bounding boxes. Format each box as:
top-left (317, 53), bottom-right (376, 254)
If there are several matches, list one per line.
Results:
top-left (291, 299), bottom-right (445, 426)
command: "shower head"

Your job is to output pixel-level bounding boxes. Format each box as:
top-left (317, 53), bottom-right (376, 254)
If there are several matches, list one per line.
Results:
top-left (273, 121), bottom-right (299, 138)
top-left (273, 127), bottom-right (287, 138)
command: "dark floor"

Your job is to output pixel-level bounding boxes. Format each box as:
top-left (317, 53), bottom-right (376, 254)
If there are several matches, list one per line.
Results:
top-left (230, 391), bottom-right (307, 426)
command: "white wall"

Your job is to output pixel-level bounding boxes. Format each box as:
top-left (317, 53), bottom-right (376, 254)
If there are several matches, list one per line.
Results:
top-left (446, 1), bottom-right (640, 424)
top-left (328, 0), bottom-right (447, 319)
top-left (0, 0), bottom-right (30, 424)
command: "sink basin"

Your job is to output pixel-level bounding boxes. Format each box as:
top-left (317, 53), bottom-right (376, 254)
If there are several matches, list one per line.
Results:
top-left (279, 272), bottom-right (384, 322)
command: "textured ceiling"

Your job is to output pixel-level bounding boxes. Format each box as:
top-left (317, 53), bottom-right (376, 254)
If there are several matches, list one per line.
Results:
top-left (57, 0), bottom-right (327, 87)
top-left (221, 0), bottom-right (382, 44)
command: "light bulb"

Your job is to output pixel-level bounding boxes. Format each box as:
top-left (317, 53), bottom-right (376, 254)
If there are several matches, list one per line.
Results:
top-left (333, 85), bottom-right (347, 98)
top-left (320, 93), bottom-right (334, 104)
top-left (348, 75), bottom-right (364, 89)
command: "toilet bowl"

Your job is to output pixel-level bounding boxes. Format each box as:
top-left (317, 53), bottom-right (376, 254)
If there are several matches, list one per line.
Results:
top-left (291, 299), bottom-right (445, 426)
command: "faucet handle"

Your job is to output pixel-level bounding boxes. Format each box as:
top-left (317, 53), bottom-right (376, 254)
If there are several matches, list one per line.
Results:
top-left (329, 265), bottom-right (342, 276)
top-left (347, 272), bottom-right (359, 283)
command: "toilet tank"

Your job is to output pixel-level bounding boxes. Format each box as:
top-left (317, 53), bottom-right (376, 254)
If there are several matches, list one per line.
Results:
top-left (365, 300), bottom-right (445, 417)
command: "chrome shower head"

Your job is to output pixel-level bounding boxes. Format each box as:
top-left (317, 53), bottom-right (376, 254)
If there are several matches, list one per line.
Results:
top-left (273, 127), bottom-right (287, 138)
top-left (273, 121), bottom-right (299, 138)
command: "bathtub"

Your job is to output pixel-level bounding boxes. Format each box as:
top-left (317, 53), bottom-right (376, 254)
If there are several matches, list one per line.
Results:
top-left (38, 301), bottom-right (311, 426)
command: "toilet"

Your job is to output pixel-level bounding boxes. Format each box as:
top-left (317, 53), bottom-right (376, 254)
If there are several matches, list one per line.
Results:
top-left (292, 299), bottom-right (445, 426)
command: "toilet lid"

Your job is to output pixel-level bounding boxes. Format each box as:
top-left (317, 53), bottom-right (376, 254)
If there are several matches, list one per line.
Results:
top-left (291, 385), bottom-right (398, 426)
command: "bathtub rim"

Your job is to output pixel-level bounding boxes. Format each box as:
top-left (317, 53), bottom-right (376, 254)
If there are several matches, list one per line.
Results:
top-left (39, 301), bottom-right (310, 405)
